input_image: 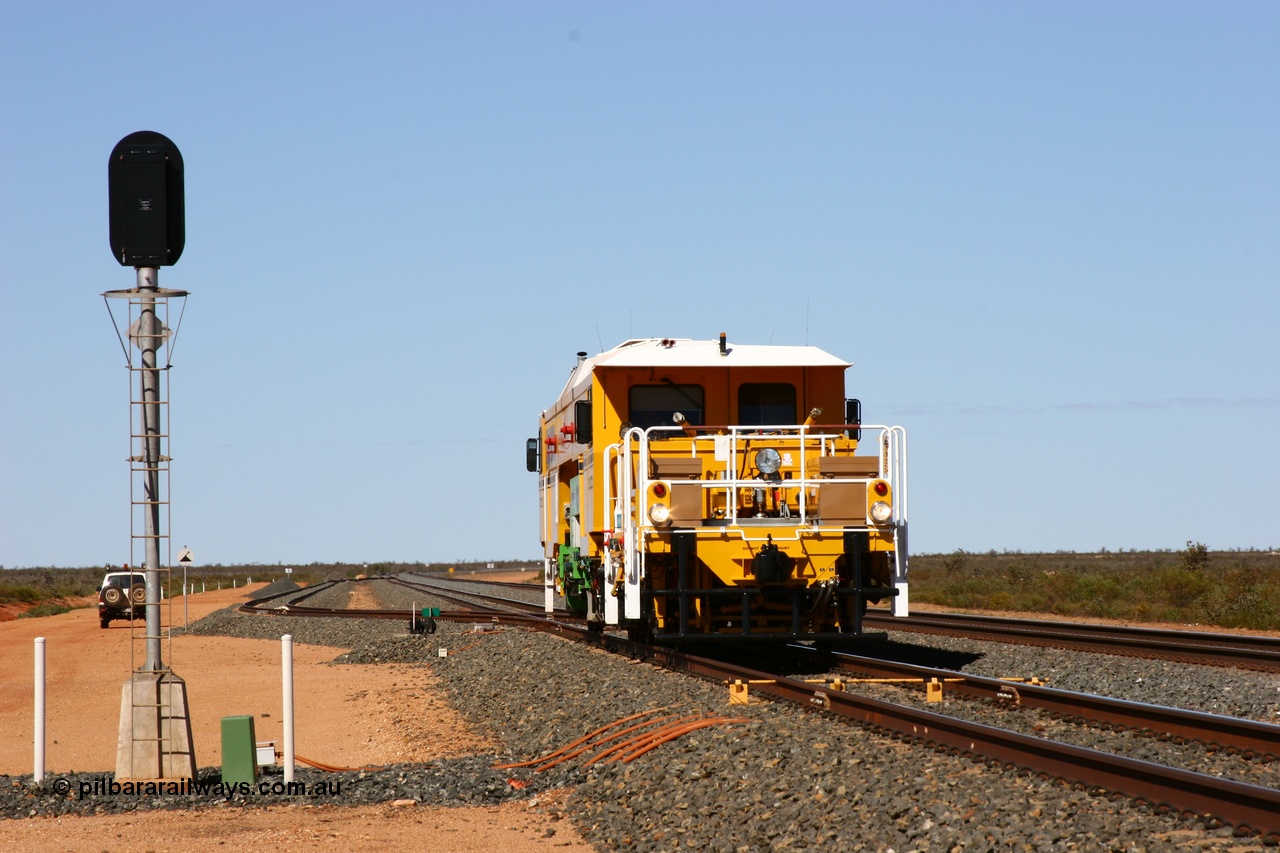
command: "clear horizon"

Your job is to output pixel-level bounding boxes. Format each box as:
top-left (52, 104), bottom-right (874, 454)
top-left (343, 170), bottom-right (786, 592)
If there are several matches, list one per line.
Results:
top-left (3, 3), bottom-right (1277, 567)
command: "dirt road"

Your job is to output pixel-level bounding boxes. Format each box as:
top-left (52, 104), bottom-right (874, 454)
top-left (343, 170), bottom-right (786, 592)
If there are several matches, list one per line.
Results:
top-left (0, 584), bottom-right (592, 852)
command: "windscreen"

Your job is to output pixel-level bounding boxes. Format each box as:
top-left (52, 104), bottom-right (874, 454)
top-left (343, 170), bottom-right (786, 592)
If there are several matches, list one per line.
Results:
top-left (738, 383), bottom-right (796, 426)
top-left (629, 384), bottom-right (704, 430)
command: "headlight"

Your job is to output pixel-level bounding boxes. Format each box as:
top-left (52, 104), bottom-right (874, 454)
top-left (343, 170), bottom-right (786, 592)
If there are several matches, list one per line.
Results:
top-left (870, 501), bottom-right (893, 525)
top-left (648, 502), bottom-right (671, 525)
top-left (755, 448), bottom-right (782, 475)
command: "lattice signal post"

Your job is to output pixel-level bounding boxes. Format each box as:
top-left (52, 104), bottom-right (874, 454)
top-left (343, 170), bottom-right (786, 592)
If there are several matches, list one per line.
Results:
top-left (103, 131), bottom-right (196, 782)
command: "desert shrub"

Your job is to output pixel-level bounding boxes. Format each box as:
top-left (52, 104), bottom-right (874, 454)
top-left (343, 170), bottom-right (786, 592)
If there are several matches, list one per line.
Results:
top-left (1198, 568), bottom-right (1278, 630)
top-left (1152, 567), bottom-right (1214, 607)
top-left (1003, 561), bottom-right (1033, 586)
top-left (18, 603), bottom-right (74, 618)
top-left (912, 574), bottom-right (1002, 610)
top-left (1179, 541), bottom-right (1210, 572)
top-left (0, 584), bottom-right (44, 604)
top-left (980, 591), bottom-right (1010, 610)
top-left (1069, 573), bottom-right (1124, 606)
top-left (908, 548), bottom-right (1280, 630)
top-left (942, 549), bottom-right (968, 576)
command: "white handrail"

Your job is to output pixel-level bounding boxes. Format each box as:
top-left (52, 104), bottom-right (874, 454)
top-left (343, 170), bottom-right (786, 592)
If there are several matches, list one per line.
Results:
top-left (625, 423), bottom-right (907, 527)
top-left (600, 421), bottom-right (909, 621)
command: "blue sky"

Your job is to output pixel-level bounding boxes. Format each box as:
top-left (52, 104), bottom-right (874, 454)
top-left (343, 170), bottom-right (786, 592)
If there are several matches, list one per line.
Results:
top-left (2, 2), bottom-right (1276, 568)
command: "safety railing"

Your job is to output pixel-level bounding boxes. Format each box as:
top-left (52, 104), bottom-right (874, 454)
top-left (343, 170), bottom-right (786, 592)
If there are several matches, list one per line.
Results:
top-left (601, 423), bottom-right (907, 597)
top-left (617, 424), bottom-right (905, 530)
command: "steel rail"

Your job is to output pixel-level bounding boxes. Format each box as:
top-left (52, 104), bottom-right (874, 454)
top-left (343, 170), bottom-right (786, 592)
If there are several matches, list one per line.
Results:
top-left (244, 578), bottom-right (345, 606)
top-left (541, 621), bottom-right (1280, 841)
top-left (239, 577), bottom-right (557, 628)
top-left (864, 610), bottom-right (1280, 672)
top-left (240, 600), bottom-right (547, 626)
top-left (405, 572), bottom-right (544, 592)
top-left (385, 575), bottom-right (557, 615)
top-left (235, 582), bottom-right (1280, 839)
top-left (819, 649), bottom-right (1280, 760)
top-left (899, 611), bottom-right (1280, 654)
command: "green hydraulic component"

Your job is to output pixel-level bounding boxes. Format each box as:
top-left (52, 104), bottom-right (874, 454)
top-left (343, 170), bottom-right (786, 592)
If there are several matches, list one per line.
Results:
top-left (557, 544), bottom-right (593, 613)
top-left (412, 606), bottom-right (440, 635)
top-left (220, 715), bottom-right (258, 785)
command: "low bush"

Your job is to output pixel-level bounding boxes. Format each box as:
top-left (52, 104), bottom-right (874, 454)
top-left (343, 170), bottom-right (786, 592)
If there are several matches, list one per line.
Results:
top-left (910, 545), bottom-right (1280, 630)
top-left (0, 584), bottom-right (44, 604)
top-left (18, 603), bottom-right (75, 618)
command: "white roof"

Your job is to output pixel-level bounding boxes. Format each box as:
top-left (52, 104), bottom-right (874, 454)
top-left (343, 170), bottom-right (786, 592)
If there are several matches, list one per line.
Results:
top-left (592, 338), bottom-right (849, 369)
top-left (555, 337), bottom-right (850, 405)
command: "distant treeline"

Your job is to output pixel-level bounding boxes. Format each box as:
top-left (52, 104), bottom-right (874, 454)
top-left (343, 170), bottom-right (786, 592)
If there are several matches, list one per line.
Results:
top-left (909, 544), bottom-right (1280, 630)
top-left (5, 548), bottom-right (1280, 630)
top-left (0, 558), bottom-right (541, 606)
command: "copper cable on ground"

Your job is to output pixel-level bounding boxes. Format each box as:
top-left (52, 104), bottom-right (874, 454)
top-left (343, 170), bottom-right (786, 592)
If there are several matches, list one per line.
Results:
top-left (530, 713), bottom-right (686, 772)
top-left (586, 715), bottom-right (718, 766)
top-left (291, 753), bottom-right (385, 773)
top-left (492, 706), bottom-right (680, 770)
top-left (620, 717), bottom-right (751, 763)
top-left (582, 714), bottom-right (710, 766)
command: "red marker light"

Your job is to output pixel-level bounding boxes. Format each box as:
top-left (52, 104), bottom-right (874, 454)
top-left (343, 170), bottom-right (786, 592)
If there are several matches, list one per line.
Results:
top-left (652, 483), bottom-right (668, 498)
top-left (873, 481), bottom-right (888, 496)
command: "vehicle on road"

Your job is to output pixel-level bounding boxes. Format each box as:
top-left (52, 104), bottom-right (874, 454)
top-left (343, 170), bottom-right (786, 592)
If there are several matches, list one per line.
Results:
top-left (98, 569), bottom-right (147, 629)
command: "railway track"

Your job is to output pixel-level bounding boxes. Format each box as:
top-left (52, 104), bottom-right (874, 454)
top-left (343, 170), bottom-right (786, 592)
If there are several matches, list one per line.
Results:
top-left (394, 573), bottom-right (568, 617)
top-left (865, 609), bottom-right (1280, 671)
top-left (241, 577), bottom-right (1280, 842)
top-left (814, 647), bottom-right (1280, 760)
top-left (239, 577), bottom-right (550, 627)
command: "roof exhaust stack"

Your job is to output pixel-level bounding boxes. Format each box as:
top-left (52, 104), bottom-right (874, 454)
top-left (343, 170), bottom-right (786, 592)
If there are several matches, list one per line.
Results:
top-left (576, 351), bottom-right (588, 366)
top-left (718, 332), bottom-right (727, 356)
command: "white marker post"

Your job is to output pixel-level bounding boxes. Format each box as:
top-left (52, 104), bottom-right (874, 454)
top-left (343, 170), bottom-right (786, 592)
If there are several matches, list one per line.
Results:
top-left (34, 637), bottom-right (45, 783)
top-left (282, 634), bottom-right (295, 783)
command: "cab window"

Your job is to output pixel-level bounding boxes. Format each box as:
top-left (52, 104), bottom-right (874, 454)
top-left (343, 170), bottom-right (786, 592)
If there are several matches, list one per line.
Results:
top-left (629, 385), bottom-right (704, 430)
top-left (738, 383), bottom-right (796, 426)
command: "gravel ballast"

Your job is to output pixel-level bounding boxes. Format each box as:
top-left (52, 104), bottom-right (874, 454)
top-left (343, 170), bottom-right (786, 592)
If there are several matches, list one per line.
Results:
top-left (6, 577), bottom-right (1279, 851)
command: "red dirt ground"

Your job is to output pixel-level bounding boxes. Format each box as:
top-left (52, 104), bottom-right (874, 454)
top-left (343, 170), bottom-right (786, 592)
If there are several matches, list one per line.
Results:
top-left (1, 582), bottom-right (593, 852)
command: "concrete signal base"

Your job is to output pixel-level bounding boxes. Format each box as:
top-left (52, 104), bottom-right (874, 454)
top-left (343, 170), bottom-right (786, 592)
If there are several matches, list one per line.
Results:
top-left (115, 670), bottom-right (198, 781)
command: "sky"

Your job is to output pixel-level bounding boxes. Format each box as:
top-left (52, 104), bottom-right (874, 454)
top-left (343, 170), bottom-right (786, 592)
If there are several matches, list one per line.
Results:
top-left (1, 2), bottom-right (1277, 568)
